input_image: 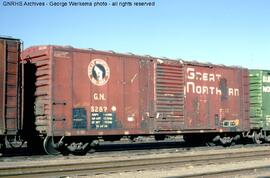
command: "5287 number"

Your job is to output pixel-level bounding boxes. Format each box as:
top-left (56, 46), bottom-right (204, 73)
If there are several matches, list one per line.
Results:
top-left (91, 106), bottom-right (108, 112)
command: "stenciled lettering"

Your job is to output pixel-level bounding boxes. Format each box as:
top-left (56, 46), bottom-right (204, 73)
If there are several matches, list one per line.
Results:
top-left (187, 67), bottom-right (221, 82)
top-left (91, 106), bottom-right (108, 112)
top-left (186, 67), bottom-right (240, 96)
top-left (263, 86), bottom-right (270, 93)
top-left (93, 93), bottom-right (106, 100)
top-left (186, 82), bottom-right (239, 96)
top-left (263, 76), bottom-right (270, 83)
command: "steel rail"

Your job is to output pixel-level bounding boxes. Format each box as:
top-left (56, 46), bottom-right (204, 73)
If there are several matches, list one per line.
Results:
top-left (172, 165), bottom-right (270, 178)
top-left (1, 149), bottom-right (270, 177)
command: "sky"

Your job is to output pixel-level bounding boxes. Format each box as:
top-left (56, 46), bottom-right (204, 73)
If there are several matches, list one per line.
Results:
top-left (1, 0), bottom-right (270, 69)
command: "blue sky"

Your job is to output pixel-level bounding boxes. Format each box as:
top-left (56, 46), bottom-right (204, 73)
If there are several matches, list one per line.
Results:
top-left (1, 0), bottom-right (270, 69)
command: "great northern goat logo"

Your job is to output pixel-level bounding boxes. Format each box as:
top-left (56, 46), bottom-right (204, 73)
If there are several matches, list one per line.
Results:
top-left (88, 59), bottom-right (110, 86)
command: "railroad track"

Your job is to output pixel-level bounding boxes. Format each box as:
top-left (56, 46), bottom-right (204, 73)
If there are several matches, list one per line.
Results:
top-left (173, 165), bottom-right (270, 178)
top-left (1, 147), bottom-right (270, 178)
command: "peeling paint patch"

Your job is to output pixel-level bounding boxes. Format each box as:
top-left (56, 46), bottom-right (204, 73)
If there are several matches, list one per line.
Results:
top-left (98, 132), bottom-right (104, 135)
top-left (65, 131), bottom-right (71, 136)
top-left (131, 73), bottom-right (137, 83)
top-left (38, 46), bottom-right (47, 50)
top-left (54, 51), bottom-right (71, 58)
top-left (111, 106), bottom-right (117, 112)
top-left (128, 116), bottom-right (134, 122)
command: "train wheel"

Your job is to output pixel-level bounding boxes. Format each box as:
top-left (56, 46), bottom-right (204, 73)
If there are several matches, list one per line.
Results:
top-left (206, 141), bottom-right (216, 146)
top-left (7, 136), bottom-right (24, 149)
top-left (155, 135), bottom-right (166, 141)
top-left (252, 132), bottom-right (262, 144)
top-left (43, 136), bottom-right (60, 155)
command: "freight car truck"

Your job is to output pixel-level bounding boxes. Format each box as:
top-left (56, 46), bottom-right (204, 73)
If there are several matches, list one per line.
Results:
top-left (22, 45), bottom-right (250, 155)
top-left (249, 70), bottom-right (270, 143)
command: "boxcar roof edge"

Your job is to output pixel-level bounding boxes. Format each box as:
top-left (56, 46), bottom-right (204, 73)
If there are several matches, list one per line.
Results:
top-left (23, 45), bottom-right (247, 70)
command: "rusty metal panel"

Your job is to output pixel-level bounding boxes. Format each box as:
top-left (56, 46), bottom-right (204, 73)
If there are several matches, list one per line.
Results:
top-left (0, 40), bottom-right (5, 134)
top-left (22, 46), bottom-right (51, 134)
top-left (154, 60), bottom-right (185, 131)
top-left (89, 53), bottom-right (124, 130)
top-left (139, 59), bottom-right (155, 130)
top-left (51, 48), bottom-right (72, 134)
top-left (123, 57), bottom-right (140, 129)
top-left (0, 37), bottom-right (21, 135)
top-left (184, 63), bottom-right (250, 132)
top-left (23, 46), bottom-right (155, 136)
top-left (68, 50), bottom-right (149, 134)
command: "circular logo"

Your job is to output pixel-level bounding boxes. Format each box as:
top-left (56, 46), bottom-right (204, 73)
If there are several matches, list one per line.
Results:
top-left (88, 59), bottom-right (110, 86)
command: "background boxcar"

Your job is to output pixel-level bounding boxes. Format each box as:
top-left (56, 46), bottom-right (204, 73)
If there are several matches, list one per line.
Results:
top-left (22, 45), bottom-right (250, 154)
top-left (0, 37), bottom-right (22, 150)
top-left (249, 69), bottom-right (270, 143)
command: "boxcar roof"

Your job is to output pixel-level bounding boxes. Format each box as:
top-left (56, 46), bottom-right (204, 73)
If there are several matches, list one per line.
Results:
top-left (23, 45), bottom-right (246, 70)
top-left (0, 36), bottom-right (21, 41)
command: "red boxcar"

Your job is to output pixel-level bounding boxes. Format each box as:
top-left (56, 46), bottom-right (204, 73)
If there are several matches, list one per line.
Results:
top-left (0, 37), bottom-right (22, 150)
top-left (22, 45), bottom-right (250, 154)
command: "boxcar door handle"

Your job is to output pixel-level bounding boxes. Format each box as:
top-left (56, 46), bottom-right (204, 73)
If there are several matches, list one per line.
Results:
top-left (52, 102), bottom-right (66, 105)
top-left (52, 117), bottom-right (66, 121)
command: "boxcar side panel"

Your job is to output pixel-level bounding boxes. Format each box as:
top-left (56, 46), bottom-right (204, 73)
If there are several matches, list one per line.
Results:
top-left (122, 56), bottom-right (140, 129)
top-left (71, 50), bottom-right (92, 132)
top-left (50, 48), bottom-right (154, 136)
top-left (249, 70), bottom-right (263, 128)
top-left (184, 64), bottom-right (249, 132)
top-left (250, 70), bottom-right (270, 130)
top-left (71, 53), bottom-right (149, 134)
top-left (0, 40), bottom-right (5, 134)
top-left (86, 53), bottom-right (124, 132)
top-left (0, 38), bottom-right (21, 135)
top-left (153, 60), bottom-right (185, 132)
top-left (51, 48), bottom-right (73, 135)
top-left (262, 71), bottom-right (270, 129)
top-left (139, 59), bottom-right (155, 131)
top-left (23, 46), bottom-right (52, 135)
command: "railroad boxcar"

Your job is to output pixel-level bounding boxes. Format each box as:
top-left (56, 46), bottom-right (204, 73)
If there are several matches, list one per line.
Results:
top-left (22, 45), bottom-right (250, 154)
top-left (0, 37), bottom-right (23, 151)
top-left (249, 69), bottom-right (270, 143)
